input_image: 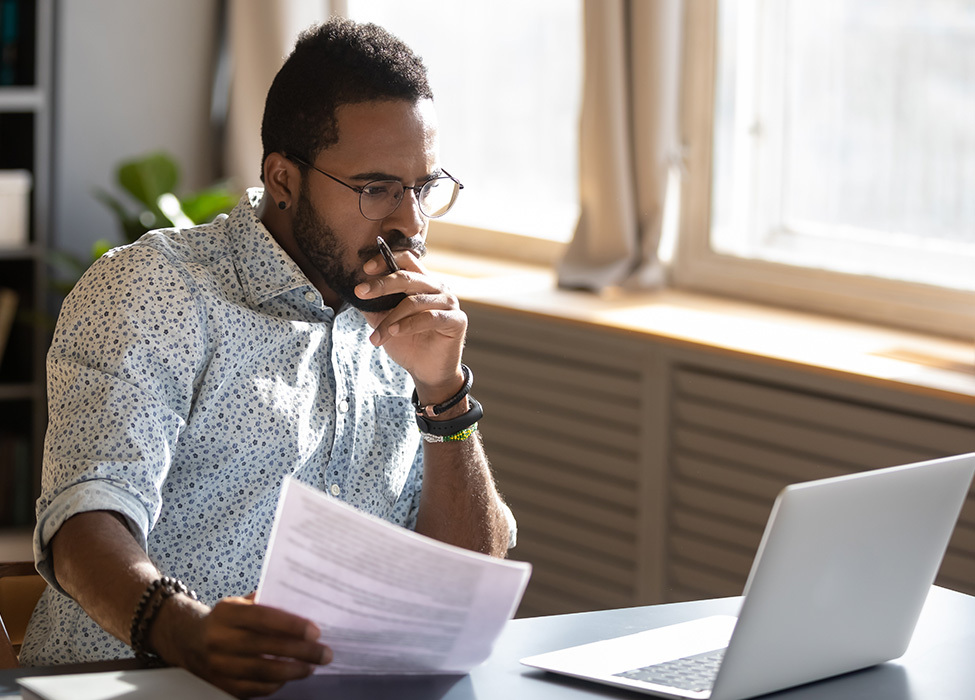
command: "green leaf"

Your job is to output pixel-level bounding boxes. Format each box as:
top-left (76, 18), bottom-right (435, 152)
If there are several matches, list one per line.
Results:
top-left (92, 239), bottom-right (115, 258)
top-left (53, 151), bottom-right (242, 305)
top-left (180, 187), bottom-right (238, 224)
top-left (117, 152), bottom-right (180, 211)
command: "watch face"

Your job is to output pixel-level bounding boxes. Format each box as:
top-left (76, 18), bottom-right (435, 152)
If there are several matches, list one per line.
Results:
top-left (415, 413), bottom-right (434, 433)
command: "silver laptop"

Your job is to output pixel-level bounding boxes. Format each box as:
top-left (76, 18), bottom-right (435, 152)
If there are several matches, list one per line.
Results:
top-left (521, 452), bottom-right (975, 700)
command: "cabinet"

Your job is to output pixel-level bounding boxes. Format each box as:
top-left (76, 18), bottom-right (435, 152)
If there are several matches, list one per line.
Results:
top-left (0, 0), bottom-right (52, 529)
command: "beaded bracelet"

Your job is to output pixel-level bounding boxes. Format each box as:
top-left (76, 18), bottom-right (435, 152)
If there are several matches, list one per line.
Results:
top-left (130, 576), bottom-right (198, 663)
top-left (420, 422), bottom-right (479, 443)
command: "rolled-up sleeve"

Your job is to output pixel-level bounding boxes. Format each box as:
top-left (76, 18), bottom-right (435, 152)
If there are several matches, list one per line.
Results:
top-left (34, 244), bottom-right (201, 592)
top-left (34, 480), bottom-right (152, 594)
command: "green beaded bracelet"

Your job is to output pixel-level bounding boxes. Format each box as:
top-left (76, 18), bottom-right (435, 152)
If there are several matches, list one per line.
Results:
top-left (420, 422), bottom-right (479, 443)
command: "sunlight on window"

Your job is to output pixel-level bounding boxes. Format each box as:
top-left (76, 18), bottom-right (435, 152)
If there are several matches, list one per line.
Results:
top-left (711, 0), bottom-right (975, 291)
top-left (345, 0), bottom-right (582, 242)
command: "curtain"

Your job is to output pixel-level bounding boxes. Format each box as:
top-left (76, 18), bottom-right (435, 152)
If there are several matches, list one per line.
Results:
top-left (223, 0), bottom-right (335, 191)
top-left (557, 0), bottom-right (685, 292)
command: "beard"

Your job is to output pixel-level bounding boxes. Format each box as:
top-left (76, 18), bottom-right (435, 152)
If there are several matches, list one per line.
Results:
top-left (290, 190), bottom-right (423, 313)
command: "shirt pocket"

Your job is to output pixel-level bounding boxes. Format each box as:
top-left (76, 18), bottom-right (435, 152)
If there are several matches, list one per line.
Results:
top-left (372, 395), bottom-right (421, 508)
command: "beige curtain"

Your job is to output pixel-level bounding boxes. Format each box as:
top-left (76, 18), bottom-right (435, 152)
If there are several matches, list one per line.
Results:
top-left (557, 0), bottom-right (684, 292)
top-left (223, 0), bottom-right (336, 191)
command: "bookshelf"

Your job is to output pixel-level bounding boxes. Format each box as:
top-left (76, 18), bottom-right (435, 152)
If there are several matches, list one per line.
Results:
top-left (0, 0), bottom-right (52, 531)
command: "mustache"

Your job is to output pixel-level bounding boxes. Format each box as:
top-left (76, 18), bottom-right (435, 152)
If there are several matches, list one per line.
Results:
top-left (363, 236), bottom-right (426, 260)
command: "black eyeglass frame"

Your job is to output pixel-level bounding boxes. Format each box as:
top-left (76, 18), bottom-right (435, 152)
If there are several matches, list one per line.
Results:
top-left (285, 153), bottom-right (464, 221)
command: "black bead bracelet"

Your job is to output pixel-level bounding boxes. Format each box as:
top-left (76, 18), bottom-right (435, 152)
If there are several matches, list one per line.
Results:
top-left (129, 576), bottom-right (197, 663)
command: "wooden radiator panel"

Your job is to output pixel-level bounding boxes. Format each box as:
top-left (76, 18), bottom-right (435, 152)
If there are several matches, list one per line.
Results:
top-left (667, 365), bottom-right (975, 602)
top-left (459, 304), bottom-right (975, 614)
top-left (464, 306), bottom-right (650, 617)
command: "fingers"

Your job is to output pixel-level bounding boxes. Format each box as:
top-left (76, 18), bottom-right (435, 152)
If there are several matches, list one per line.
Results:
top-left (369, 299), bottom-right (466, 346)
top-left (207, 598), bottom-right (330, 662)
top-left (205, 625), bottom-right (329, 666)
top-left (357, 243), bottom-right (436, 298)
top-left (189, 598), bottom-right (332, 698)
top-left (210, 597), bottom-right (318, 639)
top-left (356, 265), bottom-right (466, 344)
top-left (356, 252), bottom-right (468, 389)
top-left (363, 245), bottom-right (423, 277)
top-left (355, 268), bottom-right (443, 302)
top-left (200, 646), bottom-right (325, 698)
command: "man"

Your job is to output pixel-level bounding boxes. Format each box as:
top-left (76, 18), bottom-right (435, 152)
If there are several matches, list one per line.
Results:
top-left (21, 18), bottom-right (513, 698)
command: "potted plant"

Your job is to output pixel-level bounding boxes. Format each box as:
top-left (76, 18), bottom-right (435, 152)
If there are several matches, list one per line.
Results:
top-left (51, 152), bottom-right (239, 298)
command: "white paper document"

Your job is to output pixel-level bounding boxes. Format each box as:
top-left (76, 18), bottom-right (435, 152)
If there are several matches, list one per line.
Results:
top-left (255, 477), bottom-right (531, 675)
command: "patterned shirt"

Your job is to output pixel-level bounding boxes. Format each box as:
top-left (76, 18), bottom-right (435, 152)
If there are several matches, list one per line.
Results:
top-left (21, 189), bottom-right (426, 664)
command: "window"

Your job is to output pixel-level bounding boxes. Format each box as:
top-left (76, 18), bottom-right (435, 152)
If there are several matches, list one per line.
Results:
top-left (343, 1), bottom-right (582, 249)
top-left (678, 0), bottom-right (975, 337)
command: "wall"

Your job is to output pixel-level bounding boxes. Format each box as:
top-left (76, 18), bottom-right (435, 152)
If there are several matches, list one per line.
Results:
top-left (52, 0), bottom-right (220, 260)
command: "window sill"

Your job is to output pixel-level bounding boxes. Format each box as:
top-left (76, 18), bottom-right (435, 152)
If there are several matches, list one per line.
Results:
top-left (427, 249), bottom-right (975, 405)
top-left (426, 220), bottom-right (567, 267)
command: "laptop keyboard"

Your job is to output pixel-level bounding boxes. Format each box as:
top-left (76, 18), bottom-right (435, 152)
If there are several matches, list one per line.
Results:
top-left (614, 648), bottom-right (726, 693)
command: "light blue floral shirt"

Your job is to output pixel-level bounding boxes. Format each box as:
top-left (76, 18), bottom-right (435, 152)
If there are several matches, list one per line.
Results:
top-left (21, 189), bottom-right (425, 664)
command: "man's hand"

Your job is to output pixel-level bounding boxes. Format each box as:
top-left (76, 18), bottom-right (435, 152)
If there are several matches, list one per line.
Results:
top-left (356, 250), bottom-right (467, 405)
top-left (158, 594), bottom-right (331, 698)
top-left (354, 250), bottom-right (512, 558)
top-left (51, 511), bottom-right (331, 699)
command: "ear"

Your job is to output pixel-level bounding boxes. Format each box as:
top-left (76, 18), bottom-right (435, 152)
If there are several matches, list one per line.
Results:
top-left (263, 152), bottom-right (300, 210)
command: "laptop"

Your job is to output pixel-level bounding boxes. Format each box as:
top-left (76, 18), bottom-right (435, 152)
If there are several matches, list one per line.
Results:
top-left (521, 452), bottom-right (975, 700)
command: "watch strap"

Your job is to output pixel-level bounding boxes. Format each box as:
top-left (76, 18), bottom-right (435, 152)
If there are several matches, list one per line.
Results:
top-left (415, 395), bottom-right (483, 436)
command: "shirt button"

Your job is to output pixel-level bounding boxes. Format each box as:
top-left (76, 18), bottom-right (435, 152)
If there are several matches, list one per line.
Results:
top-left (330, 484), bottom-right (341, 497)
top-left (304, 291), bottom-right (316, 302)
top-left (338, 399), bottom-right (350, 413)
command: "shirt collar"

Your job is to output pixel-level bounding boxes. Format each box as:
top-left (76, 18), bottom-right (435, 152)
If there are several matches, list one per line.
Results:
top-left (230, 188), bottom-right (316, 308)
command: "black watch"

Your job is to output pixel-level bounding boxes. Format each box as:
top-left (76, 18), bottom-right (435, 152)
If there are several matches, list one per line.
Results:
top-left (415, 396), bottom-right (483, 436)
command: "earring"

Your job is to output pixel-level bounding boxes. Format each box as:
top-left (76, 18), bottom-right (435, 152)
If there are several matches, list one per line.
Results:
top-left (278, 201), bottom-right (287, 210)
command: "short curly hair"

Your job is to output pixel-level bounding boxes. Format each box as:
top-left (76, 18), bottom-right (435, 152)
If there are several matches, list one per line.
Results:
top-left (260, 18), bottom-right (433, 181)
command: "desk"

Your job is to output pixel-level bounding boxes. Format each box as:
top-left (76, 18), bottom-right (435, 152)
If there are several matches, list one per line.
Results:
top-left (3, 586), bottom-right (974, 699)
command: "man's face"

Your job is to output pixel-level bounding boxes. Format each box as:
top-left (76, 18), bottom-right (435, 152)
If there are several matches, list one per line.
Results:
top-left (290, 99), bottom-right (440, 311)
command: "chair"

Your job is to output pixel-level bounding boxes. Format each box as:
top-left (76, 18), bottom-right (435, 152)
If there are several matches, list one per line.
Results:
top-left (0, 561), bottom-right (45, 668)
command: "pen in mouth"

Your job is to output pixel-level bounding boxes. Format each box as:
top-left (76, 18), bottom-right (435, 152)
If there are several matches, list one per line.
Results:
top-left (376, 236), bottom-right (399, 273)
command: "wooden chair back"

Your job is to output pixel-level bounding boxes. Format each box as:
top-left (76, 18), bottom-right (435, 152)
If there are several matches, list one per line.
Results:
top-left (0, 561), bottom-right (45, 669)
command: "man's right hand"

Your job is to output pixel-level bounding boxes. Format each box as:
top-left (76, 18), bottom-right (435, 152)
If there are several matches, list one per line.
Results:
top-left (155, 593), bottom-right (332, 698)
top-left (51, 511), bottom-right (331, 699)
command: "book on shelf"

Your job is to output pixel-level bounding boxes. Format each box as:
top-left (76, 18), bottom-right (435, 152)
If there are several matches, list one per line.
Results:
top-left (0, 0), bottom-right (36, 87)
top-left (0, 429), bottom-right (31, 527)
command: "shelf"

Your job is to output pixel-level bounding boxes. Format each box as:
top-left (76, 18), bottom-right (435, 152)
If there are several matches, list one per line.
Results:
top-left (0, 0), bottom-right (48, 534)
top-left (0, 244), bottom-right (42, 261)
top-left (0, 383), bottom-right (40, 401)
top-left (0, 86), bottom-right (44, 111)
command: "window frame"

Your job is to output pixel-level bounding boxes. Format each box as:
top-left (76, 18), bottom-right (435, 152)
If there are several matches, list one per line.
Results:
top-left (673, 0), bottom-right (975, 340)
top-left (338, 0), bottom-right (579, 267)
top-left (426, 220), bottom-right (565, 267)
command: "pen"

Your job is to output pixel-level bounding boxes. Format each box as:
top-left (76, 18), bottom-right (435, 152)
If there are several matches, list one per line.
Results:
top-left (376, 236), bottom-right (399, 273)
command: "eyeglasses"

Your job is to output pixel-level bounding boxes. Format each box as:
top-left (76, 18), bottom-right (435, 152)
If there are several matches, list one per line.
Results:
top-left (286, 154), bottom-right (464, 221)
